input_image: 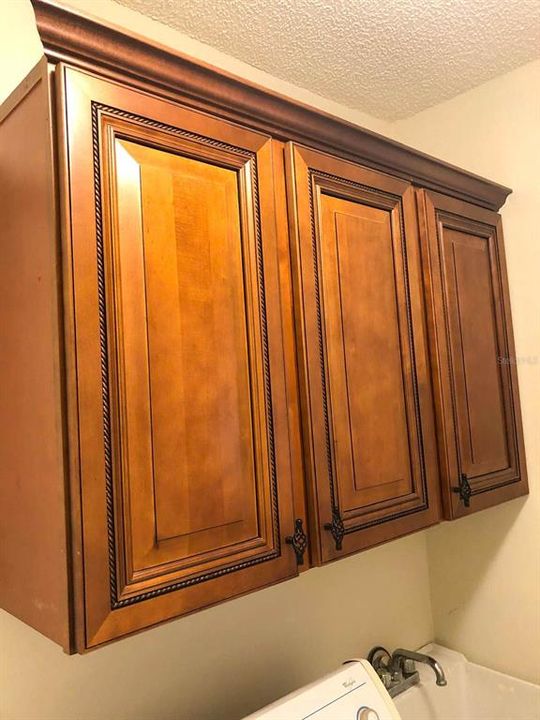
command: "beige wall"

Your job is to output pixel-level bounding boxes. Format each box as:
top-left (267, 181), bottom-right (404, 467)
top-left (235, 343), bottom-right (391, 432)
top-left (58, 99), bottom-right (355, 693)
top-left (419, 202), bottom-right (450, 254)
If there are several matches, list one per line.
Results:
top-left (391, 59), bottom-right (540, 684)
top-left (0, 2), bottom-right (430, 720)
top-left (0, 1), bottom-right (42, 103)
top-left (1, 537), bottom-right (433, 720)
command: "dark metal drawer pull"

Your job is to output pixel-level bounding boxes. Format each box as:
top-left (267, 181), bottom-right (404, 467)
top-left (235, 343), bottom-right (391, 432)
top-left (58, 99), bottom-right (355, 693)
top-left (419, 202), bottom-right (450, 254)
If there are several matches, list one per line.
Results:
top-left (324, 509), bottom-right (345, 551)
top-left (286, 518), bottom-right (308, 565)
top-left (452, 472), bottom-right (472, 507)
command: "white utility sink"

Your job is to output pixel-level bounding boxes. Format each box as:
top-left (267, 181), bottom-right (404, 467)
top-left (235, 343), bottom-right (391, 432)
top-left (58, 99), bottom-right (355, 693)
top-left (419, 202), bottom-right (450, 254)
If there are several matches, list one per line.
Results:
top-left (394, 644), bottom-right (540, 720)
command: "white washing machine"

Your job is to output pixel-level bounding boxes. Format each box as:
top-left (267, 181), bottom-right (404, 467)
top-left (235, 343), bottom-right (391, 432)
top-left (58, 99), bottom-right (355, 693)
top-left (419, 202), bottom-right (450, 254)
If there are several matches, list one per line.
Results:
top-left (243, 659), bottom-right (402, 720)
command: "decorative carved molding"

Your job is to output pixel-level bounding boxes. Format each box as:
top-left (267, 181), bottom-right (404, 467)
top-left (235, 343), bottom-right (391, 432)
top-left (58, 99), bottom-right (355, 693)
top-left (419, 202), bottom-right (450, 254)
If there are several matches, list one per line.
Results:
top-left (32, 0), bottom-right (511, 211)
top-left (306, 171), bottom-right (341, 547)
top-left (90, 101), bottom-right (281, 608)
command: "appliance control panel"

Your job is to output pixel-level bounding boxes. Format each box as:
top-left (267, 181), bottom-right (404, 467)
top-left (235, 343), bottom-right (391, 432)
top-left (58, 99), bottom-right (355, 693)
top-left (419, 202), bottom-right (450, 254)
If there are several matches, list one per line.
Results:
top-left (244, 659), bottom-right (402, 719)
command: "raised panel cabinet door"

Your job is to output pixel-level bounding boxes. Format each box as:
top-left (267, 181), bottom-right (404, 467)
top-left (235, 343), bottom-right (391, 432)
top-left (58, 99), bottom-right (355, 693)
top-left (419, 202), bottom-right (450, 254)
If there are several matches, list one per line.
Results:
top-left (57, 65), bottom-right (299, 649)
top-left (285, 144), bottom-right (440, 563)
top-left (417, 190), bottom-right (528, 519)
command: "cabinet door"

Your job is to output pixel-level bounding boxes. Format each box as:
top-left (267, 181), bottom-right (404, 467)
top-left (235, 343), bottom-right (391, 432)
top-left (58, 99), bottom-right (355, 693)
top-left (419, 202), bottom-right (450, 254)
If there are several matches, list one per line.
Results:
top-left (286, 144), bottom-right (440, 563)
top-left (58, 66), bottom-right (299, 648)
top-left (417, 190), bottom-right (527, 519)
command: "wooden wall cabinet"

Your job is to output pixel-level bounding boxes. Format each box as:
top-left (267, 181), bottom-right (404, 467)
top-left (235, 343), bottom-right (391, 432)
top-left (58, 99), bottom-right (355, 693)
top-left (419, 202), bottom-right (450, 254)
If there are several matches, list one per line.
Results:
top-left (2, 61), bottom-right (303, 652)
top-left (60, 66), bottom-right (302, 647)
top-left (285, 145), bottom-right (440, 563)
top-left (417, 191), bottom-right (528, 518)
top-left (0, 0), bottom-right (527, 652)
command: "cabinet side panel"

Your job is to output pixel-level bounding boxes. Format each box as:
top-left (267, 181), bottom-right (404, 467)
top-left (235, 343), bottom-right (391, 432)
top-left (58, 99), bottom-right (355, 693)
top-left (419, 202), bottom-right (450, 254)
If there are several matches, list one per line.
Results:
top-left (0, 66), bottom-right (70, 649)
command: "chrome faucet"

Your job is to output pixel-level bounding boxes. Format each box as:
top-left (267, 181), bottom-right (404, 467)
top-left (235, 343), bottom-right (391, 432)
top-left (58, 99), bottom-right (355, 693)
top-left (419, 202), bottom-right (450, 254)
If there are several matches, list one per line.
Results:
top-left (368, 646), bottom-right (447, 698)
top-left (392, 648), bottom-right (447, 686)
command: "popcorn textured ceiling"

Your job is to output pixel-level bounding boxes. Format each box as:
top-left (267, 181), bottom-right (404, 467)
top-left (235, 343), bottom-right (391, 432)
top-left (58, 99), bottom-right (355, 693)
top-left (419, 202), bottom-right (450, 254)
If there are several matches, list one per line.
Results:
top-left (112, 0), bottom-right (540, 120)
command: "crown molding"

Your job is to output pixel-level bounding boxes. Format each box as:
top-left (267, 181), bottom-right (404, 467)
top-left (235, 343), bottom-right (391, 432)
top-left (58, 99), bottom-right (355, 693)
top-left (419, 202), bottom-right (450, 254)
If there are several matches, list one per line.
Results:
top-left (31, 0), bottom-right (511, 211)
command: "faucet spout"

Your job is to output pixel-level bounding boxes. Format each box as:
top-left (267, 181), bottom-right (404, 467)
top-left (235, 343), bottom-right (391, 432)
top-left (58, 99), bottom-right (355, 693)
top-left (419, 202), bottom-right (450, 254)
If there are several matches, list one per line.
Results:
top-left (391, 648), bottom-right (447, 686)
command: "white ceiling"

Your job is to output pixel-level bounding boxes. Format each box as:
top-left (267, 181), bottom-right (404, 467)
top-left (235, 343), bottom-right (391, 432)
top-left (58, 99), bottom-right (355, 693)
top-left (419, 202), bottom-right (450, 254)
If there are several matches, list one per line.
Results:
top-left (112, 0), bottom-right (540, 120)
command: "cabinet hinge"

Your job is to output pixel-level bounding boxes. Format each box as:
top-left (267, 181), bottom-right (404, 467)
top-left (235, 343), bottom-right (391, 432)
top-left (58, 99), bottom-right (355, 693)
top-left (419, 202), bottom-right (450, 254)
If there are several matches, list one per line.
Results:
top-left (324, 509), bottom-right (345, 551)
top-left (452, 472), bottom-right (472, 507)
top-left (286, 518), bottom-right (308, 566)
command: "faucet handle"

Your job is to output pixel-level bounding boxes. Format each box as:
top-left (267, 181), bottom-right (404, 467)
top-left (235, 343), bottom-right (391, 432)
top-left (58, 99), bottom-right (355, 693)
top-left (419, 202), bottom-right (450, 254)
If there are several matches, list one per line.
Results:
top-left (367, 646), bottom-right (392, 670)
top-left (402, 658), bottom-right (416, 675)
